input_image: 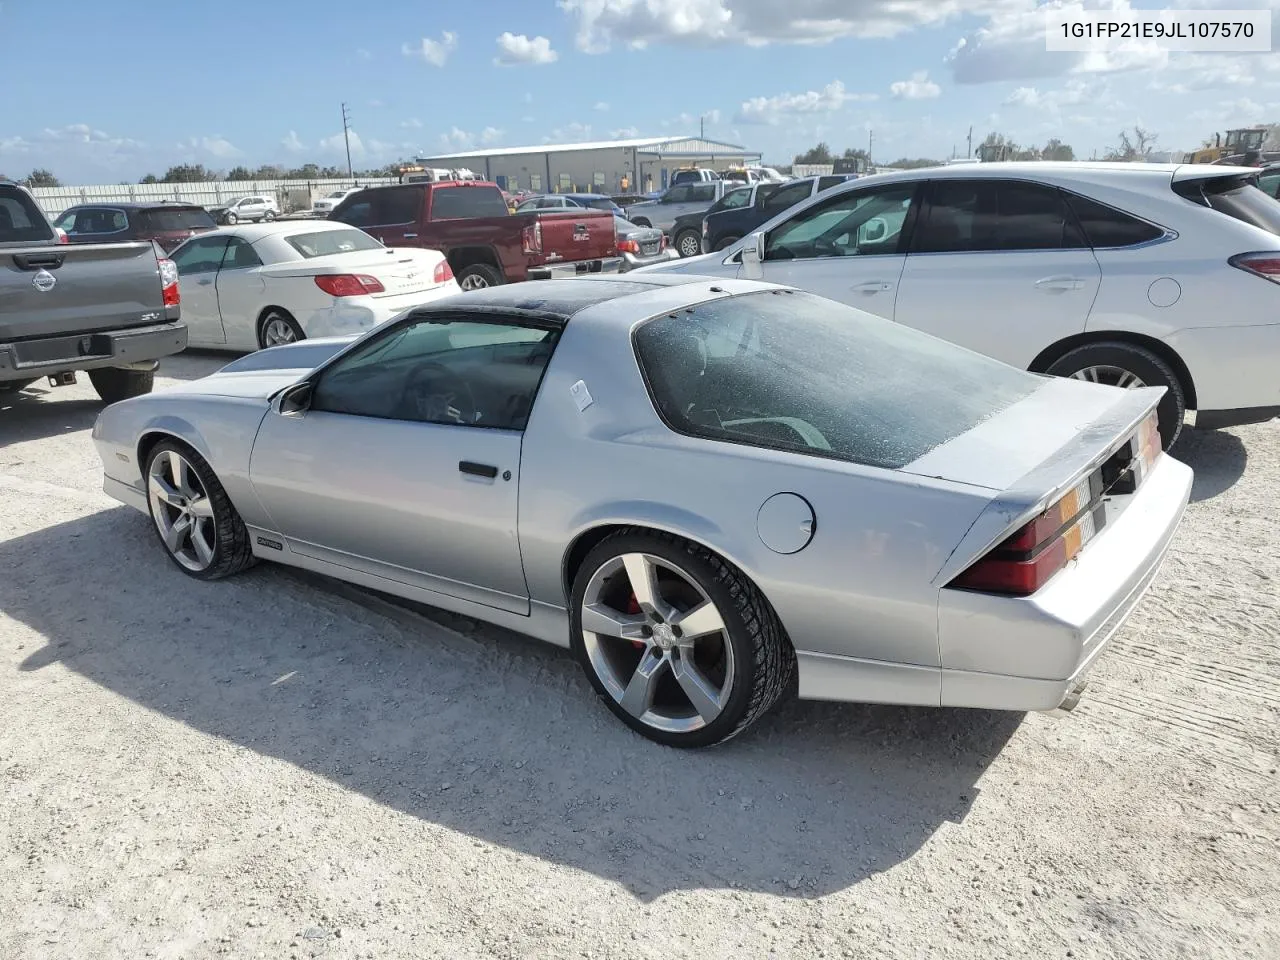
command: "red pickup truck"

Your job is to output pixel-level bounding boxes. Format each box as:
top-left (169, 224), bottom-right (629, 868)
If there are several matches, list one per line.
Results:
top-left (328, 181), bottom-right (620, 289)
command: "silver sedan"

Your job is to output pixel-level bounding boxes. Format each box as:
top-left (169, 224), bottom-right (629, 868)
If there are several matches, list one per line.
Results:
top-left (92, 276), bottom-right (1192, 747)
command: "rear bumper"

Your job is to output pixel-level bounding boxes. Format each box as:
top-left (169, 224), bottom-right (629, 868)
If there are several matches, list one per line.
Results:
top-left (0, 320), bottom-right (187, 382)
top-left (937, 453), bottom-right (1193, 711)
top-left (527, 257), bottom-right (625, 281)
top-left (620, 249), bottom-right (679, 272)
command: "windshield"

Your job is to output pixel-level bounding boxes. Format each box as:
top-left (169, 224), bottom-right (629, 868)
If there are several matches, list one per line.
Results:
top-left (286, 229), bottom-right (384, 258)
top-left (326, 190), bottom-right (350, 199)
top-left (633, 290), bottom-right (1039, 469)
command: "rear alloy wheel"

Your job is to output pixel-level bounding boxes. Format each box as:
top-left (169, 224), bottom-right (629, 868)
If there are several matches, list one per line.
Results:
top-left (456, 263), bottom-right (503, 291)
top-left (1045, 341), bottom-right (1186, 449)
top-left (675, 230), bottom-right (702, 258)
top-left (144, 441), bottom-right (255, 580)
top-left (570, 530), bottom-right (793, 747)
top-left (89, 367), bottom-right (154, 403)
top-left (257, 310), bottom-right (304, 350)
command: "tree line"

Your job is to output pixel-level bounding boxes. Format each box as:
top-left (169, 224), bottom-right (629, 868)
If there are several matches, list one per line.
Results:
top-left (4, 162), bottom-right (406, 189)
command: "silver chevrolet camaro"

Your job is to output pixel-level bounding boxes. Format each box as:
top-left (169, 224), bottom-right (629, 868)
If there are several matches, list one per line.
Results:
top-left (92, 276), bottom-right (1192, 747)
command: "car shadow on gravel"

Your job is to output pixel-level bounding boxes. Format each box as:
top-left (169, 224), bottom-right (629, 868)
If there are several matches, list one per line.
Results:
top-left (1176, 427), bottom-right (1248, 503)
top-left (0, 390), bottom-right (104, 448)
top-left (6, 508), bottom-right (1022, 901)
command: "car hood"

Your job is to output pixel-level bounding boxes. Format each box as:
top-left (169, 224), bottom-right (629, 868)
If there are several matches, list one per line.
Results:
top-left (166, 337), bottom-right (357, 401)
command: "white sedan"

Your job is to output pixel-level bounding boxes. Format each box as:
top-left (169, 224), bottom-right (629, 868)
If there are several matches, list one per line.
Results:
top-left (168, 221), bottom-right (460, 351)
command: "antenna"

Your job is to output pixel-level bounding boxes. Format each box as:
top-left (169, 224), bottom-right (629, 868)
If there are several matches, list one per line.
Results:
top-left (341, 102), bottom-right (354, 179)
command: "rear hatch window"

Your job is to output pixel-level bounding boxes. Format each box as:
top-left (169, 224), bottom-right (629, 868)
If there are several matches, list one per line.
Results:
top-left (1174, 173), bottom-right (1280, 235)
top-left (0, 185), bottom-right (55, 244)
top-left (430, 186), bottom-right (510, 220)
top-left (633, 289), bottom-right (1040, 470)
top-left (138, 207), bottom-right (217, 232)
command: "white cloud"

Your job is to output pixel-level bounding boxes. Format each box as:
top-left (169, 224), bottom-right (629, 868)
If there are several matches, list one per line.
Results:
top-left (281, 131), bottom-right (306, 153)
top-left (480, 126), bottom-right (504, 145)
top-left (736, 80), bottom-right (874, 124)
top-left (494, 32), bottom-right (559, 66)
top-left (403, 31), bottom-right (458, 67)
top-left (558, 0), bottom-right (1024, 52)
top-left (890, 71), bottom-right (940, 100)
top-left (544, 122), bottom-right (593, 143)
top-left (439, 127), bottom-right (476, 151)
top-left (369, 98), bottom-right (385, 108)
top-left (610, 126), bottom-right (640, 138)
top-left (705, 108), bottom-right (722, 124)
top-left (179, 135), bottom-right (241, 159)
top-left (400, 118), bottom-right (424, 129)
top-left (318, 130), bottom-right (366, 157)
top-left (595, 101), bottom-right (610, 112)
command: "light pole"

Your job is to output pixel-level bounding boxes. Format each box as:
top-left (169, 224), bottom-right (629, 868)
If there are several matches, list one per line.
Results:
top-left (341, 102), bottom-right (354, 180)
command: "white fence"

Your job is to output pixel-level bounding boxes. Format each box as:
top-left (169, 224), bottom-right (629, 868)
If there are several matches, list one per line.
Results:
top-left (29, 178), bottom-right (400, 217)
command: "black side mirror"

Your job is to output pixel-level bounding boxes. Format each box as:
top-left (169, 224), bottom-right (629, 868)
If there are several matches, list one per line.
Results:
top-left (279, 381), bottom-right (314, 415)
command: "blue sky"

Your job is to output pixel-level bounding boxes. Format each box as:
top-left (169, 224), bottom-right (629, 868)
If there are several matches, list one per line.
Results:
top-left (2, 0), bottom-right (1278, 183)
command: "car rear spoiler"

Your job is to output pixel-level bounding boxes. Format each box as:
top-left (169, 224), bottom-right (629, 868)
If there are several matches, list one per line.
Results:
top-left (928, 386), bottom-right (1165, 588)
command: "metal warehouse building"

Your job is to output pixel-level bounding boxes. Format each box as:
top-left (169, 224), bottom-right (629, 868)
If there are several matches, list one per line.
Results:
top-left (417, 135), bottom-right (761, 195)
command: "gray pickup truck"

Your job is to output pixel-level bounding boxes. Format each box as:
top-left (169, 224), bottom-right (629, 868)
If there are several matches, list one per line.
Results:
top-left (1, 180), bottom-right (186, 404)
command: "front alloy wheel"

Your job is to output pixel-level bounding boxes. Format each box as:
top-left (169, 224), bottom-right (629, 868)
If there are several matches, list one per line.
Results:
top-left (147, 448), bottom-right (217, 573)
top-left (571, 531), bottom-right (792, 747)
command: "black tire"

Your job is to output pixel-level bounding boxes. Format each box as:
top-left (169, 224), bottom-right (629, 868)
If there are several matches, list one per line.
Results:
top-left (630, 218), bottom-right (651, 228)
top-left (257, 310), bottom-right (305, 350)
top-left (675, 230), bottom-right (702, 258)
top-left (144, 440), bottom-right (256, 581)
top-left (263, 210), bottom-right (276, 221)
top-left (456, 262), bottom-right (504, 291)
top-left (225, 212), bottom-right (238, 225)
top-left (713, 235), bottom-right (740, 252)
top-left (89, 367), bottom-right (154, 404)
top-left (1044, 342), bottom-right (1186, 449)
top-left (569, 528), bottom-right (794, 748)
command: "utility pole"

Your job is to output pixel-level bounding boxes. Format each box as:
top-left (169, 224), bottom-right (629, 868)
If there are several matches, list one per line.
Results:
top-left (341, 102), bottom-right (354, 180)
top-left (967, 125), bottom-right (973, 158)
top-left (700, 114), bottom-right (705, 139)
top-left (867, 129), bottom-right (873, 164)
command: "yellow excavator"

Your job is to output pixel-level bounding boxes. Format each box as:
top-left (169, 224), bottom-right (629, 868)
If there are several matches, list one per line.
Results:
top-left (1190, 127), bottom-right (1275, 165)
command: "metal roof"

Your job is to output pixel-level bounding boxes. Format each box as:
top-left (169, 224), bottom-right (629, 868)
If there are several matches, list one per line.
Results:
top-left (420, 135), bottom-right (754, 162)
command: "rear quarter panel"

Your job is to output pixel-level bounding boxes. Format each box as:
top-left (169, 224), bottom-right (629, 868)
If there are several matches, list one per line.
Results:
top-left (516, 291), bottom-right (996, 672)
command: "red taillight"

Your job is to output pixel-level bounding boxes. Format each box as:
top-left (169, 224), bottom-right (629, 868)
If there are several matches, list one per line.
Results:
top-left (158, 258), bottom-right (180, 307)
top-left (1229, 251), bottom-right (1280, 284)
top-left (522, 221), bottom-right (543, 255)
top-left (433, 260), bottom-right (454, 284)
top-left (56, 228), bottom-right (70, 244)
top-left (950, 474), bottom-right (1103, 597)
top-left (314, 273), bottom-right (385, 297)
top-left (617, 238), bottom-right (640, 254)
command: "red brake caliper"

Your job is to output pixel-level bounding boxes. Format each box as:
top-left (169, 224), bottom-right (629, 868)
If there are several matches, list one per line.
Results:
top-left (626, 592), bottom-right (645, 648)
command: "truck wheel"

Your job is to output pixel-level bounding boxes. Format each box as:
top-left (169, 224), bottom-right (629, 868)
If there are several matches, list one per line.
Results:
top-left (675, 230), bottom-right (702, 258)
top-left (457, 263), bottom-right (503, 291)
top-left (89, 368), bottom-right (154, 404)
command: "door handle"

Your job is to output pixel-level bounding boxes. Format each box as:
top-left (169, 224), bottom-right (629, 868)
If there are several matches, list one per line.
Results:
top-left (403, 233), bottom-right (418, 239)
top-left (459, 460), bottom-right (498, 479)
top-left (12, 252), bottom-right (65, 270)
top-left (197, 278), bottom-right (213, 286)
top-left (852, 281), bottom-right (892, 292)
top-left (1035, 275), bottom-right (1085, 291)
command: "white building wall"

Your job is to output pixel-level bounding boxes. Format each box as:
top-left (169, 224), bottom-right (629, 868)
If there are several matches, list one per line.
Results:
top-left (419, 147), bottom-right (752, 195)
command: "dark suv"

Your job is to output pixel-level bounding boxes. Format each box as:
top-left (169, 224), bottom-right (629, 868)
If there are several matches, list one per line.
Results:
top-left (53, 202), bottom-right (218, 253)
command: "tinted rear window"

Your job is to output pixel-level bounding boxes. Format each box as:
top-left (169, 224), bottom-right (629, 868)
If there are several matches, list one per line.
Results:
top-left (286, 229), bottom-right (383, 258)
top-left (633, 290), bottom-right (1039, 470)
top-left (1175, 175), bottom-right (1280, 236)
top-left (430, 186), bottom-right (510, 220)
top-left (0, 186), bottom-right (55, 244)
top-left (138, 207), bottom-right (217, 231)
top-left (1064, 193), bottom-right (1164, 247)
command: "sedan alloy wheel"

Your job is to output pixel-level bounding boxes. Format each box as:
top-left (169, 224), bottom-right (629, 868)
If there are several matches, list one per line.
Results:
top-left (147, 448), bottom-right (217, 573)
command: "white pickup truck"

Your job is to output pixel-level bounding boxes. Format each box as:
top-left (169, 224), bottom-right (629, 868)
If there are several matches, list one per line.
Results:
top-left (0, 180), bottom-right (187, 403)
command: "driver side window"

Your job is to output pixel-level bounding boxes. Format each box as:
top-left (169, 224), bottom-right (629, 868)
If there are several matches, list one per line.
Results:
top-left (310, 316), bottom-right (560, 431)
top-left (764, 183), bottom-right (917, 261)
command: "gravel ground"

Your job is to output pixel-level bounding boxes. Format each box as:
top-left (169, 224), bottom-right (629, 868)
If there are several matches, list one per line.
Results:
top-left (1, 355), bottom-right (1277, 960)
